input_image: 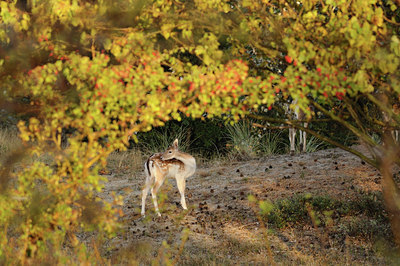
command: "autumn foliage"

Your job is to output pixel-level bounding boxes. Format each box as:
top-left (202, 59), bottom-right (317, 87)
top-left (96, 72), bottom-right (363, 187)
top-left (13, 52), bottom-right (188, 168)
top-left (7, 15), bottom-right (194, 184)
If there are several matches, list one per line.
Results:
top-left (1, 0), bottom-right (400, 262)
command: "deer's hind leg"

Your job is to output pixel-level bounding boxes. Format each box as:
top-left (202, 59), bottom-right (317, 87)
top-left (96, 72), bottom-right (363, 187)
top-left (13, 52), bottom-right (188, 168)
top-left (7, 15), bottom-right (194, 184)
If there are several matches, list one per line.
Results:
top-left (141, 175), bottom-right (153, 216)
top-left (301, 122), bottom-right (308, 153)
top-left (150, 181), bottom-right (163, 217)
top-left (289, 127), bottom-right (296, 156)
top-left (151, 169), bottom-right (167, 217)
top-left (176, 176), bottom-right (187, 210)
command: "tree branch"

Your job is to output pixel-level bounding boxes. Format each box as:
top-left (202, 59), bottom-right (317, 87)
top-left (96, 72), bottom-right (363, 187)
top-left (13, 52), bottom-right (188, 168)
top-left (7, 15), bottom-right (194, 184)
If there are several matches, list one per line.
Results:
top-left (311, 100), bottom-right (378, 148)
top-left (248, 113), bottom-right (379, 168)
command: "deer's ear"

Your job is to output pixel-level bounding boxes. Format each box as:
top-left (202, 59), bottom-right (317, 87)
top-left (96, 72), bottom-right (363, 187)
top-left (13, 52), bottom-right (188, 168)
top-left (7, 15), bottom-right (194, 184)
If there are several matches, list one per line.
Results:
top-left (173, 139), bottom-right (179, 149)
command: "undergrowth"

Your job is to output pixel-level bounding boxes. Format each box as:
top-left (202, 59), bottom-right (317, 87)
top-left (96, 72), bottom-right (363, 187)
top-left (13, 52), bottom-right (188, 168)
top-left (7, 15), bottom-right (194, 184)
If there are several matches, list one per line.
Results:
top-left (260, 192), bottom-right (391, 242)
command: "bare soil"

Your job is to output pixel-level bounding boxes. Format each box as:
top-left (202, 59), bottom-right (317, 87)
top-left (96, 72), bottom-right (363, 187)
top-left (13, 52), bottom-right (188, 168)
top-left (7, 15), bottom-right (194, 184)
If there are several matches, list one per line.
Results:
top-left (99, 145), bottom-right (399, 265)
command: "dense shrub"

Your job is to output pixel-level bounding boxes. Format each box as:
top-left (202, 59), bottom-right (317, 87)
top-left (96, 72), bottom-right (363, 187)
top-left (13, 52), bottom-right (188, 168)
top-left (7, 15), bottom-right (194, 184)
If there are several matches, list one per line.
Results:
top-left (264, 193), bottom-right (389, 231)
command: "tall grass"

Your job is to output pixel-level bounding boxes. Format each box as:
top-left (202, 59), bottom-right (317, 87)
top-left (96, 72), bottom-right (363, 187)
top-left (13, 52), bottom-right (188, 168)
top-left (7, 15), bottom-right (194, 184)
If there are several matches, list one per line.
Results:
top-left (226, 120), bottom-right (259, 159)
top-left (226, 121), bottom-right (288, 159)
top-left (107, 149), bottom-right (144, 174)
top-left (287, 133), bottom-right (327, 154)
top-left (138, 125), bottom-right (192, 155)
top-left (259, 130), bottom-right (284, 155)
top-left (305, 135), bottom-right (327, 153)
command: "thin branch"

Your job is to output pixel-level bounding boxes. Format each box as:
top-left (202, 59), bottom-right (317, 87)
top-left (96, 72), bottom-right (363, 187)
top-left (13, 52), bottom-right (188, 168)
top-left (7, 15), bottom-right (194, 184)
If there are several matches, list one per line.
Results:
top-left (343, 97), bottom-right (368, 136)
top-left (383, 15), bottom-right (400, 26)
top-left (311, 100), bottom-right (377, 147)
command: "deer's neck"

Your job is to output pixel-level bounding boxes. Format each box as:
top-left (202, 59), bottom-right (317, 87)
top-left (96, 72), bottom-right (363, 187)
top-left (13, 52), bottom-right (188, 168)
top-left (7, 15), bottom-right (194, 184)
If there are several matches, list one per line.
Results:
top-left (174, 152), bottom-right (196, 173)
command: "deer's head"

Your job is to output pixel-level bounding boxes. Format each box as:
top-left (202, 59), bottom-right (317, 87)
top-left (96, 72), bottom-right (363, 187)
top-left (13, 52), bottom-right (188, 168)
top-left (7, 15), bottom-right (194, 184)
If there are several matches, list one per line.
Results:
top-left (161, 139), bottom-right (179, 160)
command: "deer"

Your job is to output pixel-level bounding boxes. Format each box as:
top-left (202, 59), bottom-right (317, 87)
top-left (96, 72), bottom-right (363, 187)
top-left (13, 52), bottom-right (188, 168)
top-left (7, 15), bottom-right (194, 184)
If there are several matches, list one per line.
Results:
top-left (141, 139), bottom-right (196, 217)
top-left (286, 100), bottom-right (309, 156)
top-left (288, 108), bottom-right (308, 155)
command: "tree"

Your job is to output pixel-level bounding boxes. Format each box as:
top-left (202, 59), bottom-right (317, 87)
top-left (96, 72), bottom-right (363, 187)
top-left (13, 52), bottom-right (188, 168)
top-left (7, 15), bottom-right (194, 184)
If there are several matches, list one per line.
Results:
top-left (0, 0), bottom-right (399, 262)
top-left (231, 0), bottom-right (400, 248)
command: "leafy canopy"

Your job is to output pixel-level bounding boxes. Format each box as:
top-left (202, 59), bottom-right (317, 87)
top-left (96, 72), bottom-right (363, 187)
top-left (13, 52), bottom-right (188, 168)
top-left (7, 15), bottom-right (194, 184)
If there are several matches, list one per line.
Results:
top-left (1, 0), bottom-right (400, 262)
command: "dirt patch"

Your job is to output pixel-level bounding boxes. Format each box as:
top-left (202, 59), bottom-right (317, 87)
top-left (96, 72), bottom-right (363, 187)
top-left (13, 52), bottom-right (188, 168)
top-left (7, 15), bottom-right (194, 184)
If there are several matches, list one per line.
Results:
top-left (99, 145), bottom-right (398, 264)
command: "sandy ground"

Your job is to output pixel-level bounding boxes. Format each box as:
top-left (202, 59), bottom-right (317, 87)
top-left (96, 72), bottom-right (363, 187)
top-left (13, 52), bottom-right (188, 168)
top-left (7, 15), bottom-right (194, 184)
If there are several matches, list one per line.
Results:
top-left (97, 145), bottom-right (398, 264)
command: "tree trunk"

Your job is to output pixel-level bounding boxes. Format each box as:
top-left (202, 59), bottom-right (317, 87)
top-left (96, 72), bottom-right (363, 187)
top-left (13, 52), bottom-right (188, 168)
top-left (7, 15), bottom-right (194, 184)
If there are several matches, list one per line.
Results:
top-left (380, 136), bottom-right (400, 253)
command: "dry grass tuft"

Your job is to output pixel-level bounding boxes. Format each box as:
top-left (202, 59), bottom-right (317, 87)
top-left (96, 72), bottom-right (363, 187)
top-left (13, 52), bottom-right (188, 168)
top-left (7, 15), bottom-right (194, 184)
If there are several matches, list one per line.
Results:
top-left (109, 241), bottom-right (154, 264)
top-left (0, 127), bottom-right (21, 158)
top-left (107, 149), bottom-right (144, 175)
top-left (216, 167), bottom-right (227, 176)
top-left (197, 169), bottom-right (211, 178)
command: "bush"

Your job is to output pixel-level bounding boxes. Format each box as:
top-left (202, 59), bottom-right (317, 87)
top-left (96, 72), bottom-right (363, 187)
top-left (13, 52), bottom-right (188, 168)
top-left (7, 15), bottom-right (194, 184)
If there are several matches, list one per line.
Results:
top-left (265, 194), bottom-right (341, 228)
top-left (263, 193), bottom-right (389, 231)
top-left (226, 120), bottom-right (259, 159)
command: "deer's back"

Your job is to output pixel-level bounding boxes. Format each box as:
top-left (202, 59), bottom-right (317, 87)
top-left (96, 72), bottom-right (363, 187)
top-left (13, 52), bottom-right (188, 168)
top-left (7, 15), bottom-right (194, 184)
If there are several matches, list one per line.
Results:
top-left (146, 153), bottom-right (185, 176)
